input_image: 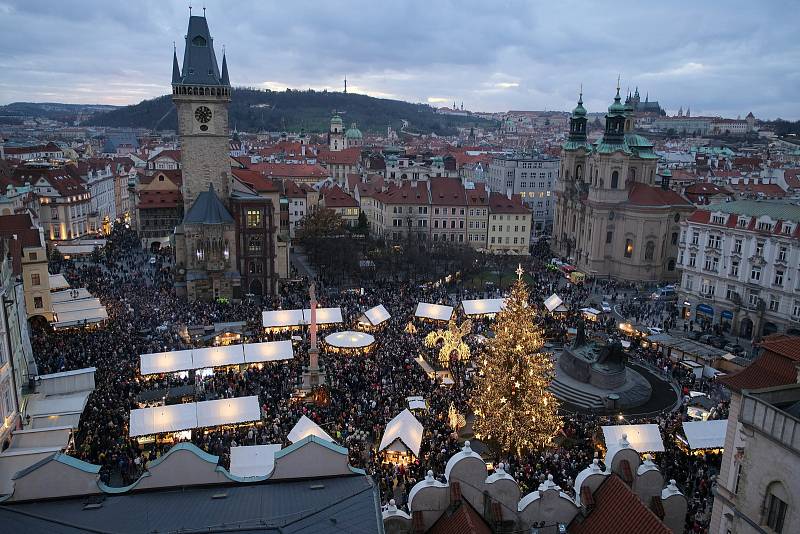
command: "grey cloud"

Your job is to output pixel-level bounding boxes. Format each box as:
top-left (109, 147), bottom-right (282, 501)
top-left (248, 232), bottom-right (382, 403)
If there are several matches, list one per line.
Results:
top-left (0, 0), bottom-right (797, 119)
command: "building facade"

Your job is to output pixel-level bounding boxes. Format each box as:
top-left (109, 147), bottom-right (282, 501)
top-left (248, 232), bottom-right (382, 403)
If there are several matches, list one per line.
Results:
top-left (677, 201), bottom-right (800, 340)
top-left (487, 192), bottom-right (531, 255)
top-left (487, 154), bottom-right (559, 238)
top-left (552, 90), bottom-right (694, 281)
top-left (711, 335), bottom-right (800, 534)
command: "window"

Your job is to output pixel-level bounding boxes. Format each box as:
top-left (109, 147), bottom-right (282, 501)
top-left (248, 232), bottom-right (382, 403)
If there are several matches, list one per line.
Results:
top-left (756, 241), bottom-right (764, 256)
top-left (34, 296), bottom-right (43, 309)
top-left (733, 239), bottom-right (742, 254)
top-left (782, 224), bottom-right (792, 235)
top-left (733, 464), bottom-right (743, 494)
top-left (689, 253), bottom-right (697, 268)
top-left (29, 252), bottom-right (37, 261)
top-left (793, 300), bottom-right (800, 318)
top-left (246, 209), bottom-right (262, 228)
top-left (247, 236), bottom-right (262, 253)
top-left (738, 217), bottom-right (748, 228)
top-left (778, 246), bottom-right (788, 261)
top-left (685, 275), bottom-right (694, 291)
top-left (611, 171), bottom-right (619, 189)
top-left (726, 285), bottom-right (737, 300)
top-left (731, 260), bottom-right (739, 277)
top-left (775, 270), bottom-right (784, 286)
top-left (31, 273), bottom-right (41, 286)
top-left (766, 493), bottom-right (787, 533)
top-left (769, 295), bottom-right (780, 312)
top-left (678, 250), bottom-right (684, 264)
top-left (711, 214), bottom-right (725, 224)
top-left (692, 232), bottom-right (699, 245)
top-left (757, 221), bottom-right (772, 232)
top-left (708, 235), bottom-right (721, 249)
top-left (671, 232), bottom-right (678, 245)
top-left (624, 239), bottom-right (633, 258)
top-left (645, 241), bottom-right (655, 260)
top-left (751, 266), bottom-right (761, 281)
top-left (749, 289), bottom-right (760, 307)
top-left (701, 279), bottom-right (714, 297)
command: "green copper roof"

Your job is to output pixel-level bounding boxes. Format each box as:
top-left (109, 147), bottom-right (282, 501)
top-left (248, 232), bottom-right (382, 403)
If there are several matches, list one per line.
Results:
top-left (624, 133), bottom-right (654, 148)
top-left (660, 168), bottom-right (672, 177)
top-left (345, 123), bottom-right (362, 139)
top-left (331, 114), bottom-right (343, 124)
top-left (572, 92), bottom-right (587, 117)
top-left (706, 200), bottom-right (800, 222)
top-left (594, 140), bottom-right (632, 155)
top-left (562, 140), bottom-right (593, 151)
top-left (607, 88), bottom-right (626, 115)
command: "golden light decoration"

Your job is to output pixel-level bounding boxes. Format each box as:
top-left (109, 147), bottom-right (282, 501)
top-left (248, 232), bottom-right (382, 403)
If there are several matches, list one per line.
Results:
top-left (405, 321), bottom-right (418, 334)
top-left (424, 318), bottom-right (473, 367)
top-left (470, 278), bottom-right (562, 456)
top-left (448, 402), bottom-right (466, 432)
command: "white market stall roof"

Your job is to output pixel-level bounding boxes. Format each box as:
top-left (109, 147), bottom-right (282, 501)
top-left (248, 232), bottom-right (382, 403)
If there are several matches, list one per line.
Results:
top-left (582, 307), bottom-right (602, 316)
top-left (303, 307), bottom-right (343, 325)
top-left (414, 302), bottom-right (454, 321)
top-left (262, 309), bottom-right (304, 328)
top-left (192, 345), bottom-right (245, 369)
top-left (363, 304), bottom-right (391, 326)
top-left (129, 402), bottom-right (197, 437)
top-left (51, 303), bottom-right (108, 329)
top-left (682, 420), bottom-right (728, 450)
top-left (48, 274), bottom-right (70, 291)
top-left (53, 244), bottom-right (99, 256)
top-left (544, 294), bottom-right (564, 312)
top-left (406, 396), bottom-right (427, 411)
top-left (324, 330), bottom-right (375, 349)
top-left (196, 396), bottom-right (261, 428)
top-left (287, 415), bottom-right (334, 444)
top-left (140, 342), bottom-right (293, 375)
top-left (129, 396), bottom-right (261, 437)
top-left (140, 350), bottom-right (195, 376)
top-left (50, 288), bottom-right (91, 303)
top-left (461, 298), bottom-right (506, 316)
top-left (379, 409), bottom-right (423, 457)
top-left (602, 424), bottom-right (665, 453)
top-left (50, 297), bottom-right (104, 313)
top-left (229, 444), bottom-right (282, 478)
top-left (244, 340), bottom-right (294, 363)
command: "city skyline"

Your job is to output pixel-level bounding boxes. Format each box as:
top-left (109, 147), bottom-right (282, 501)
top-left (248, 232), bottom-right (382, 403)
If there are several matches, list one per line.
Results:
top-left (0, 0), bottom-right (798, 120)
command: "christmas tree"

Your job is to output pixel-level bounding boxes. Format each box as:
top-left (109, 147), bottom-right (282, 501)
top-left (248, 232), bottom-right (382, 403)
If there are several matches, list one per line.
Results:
top-left (471, 267), bottom-right (561, 456)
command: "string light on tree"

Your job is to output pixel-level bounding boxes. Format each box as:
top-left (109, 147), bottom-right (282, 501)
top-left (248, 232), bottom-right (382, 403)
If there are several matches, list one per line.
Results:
top-left (471, 275), bottom-right (561, 455)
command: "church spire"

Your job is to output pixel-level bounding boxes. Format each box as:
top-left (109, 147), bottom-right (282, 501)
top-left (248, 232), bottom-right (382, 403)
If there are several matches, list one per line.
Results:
top-left (220, 49), bottom-right (230, 86)
top-left (180, 13), bottom-right (223, 85)
top-left (172, 42), bottom-right (181, 84)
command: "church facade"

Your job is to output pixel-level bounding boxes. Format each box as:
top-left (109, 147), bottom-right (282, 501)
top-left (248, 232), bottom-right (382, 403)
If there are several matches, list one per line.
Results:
top-left (171, 14), bottom-right (282, 301)
top-left (552, 88), bottom-right (694, 282)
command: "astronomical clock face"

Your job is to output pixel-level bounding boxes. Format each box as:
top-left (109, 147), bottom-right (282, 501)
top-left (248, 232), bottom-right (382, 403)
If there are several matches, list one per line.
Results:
top-left (194, 106), bottom-right (212, 123)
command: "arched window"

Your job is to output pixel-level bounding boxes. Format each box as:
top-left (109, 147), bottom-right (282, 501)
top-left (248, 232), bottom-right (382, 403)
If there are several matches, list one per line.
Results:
top-left (765, 481), bottom-right (789, 532)
top-left (629, 167), bottom-right (636, 182)
top-left (668, 259), bottom-right (675, 271)
top-left (576, 164), bottom-right (583, 181)
top-left (611, 171), bottom-right (619, 189)
top-left (645, 241), bottom-right (655, 260)
top-left (624, 239), bottom-right (633, 258)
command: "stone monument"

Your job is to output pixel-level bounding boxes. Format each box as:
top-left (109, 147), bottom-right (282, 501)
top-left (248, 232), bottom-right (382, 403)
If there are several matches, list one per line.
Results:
top-left (301, 282), bottom-right (325, 391)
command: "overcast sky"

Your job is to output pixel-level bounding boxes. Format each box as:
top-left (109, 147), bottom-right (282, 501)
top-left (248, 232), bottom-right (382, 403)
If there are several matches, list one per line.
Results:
top-left (1, 0), bottom-right (797, 119)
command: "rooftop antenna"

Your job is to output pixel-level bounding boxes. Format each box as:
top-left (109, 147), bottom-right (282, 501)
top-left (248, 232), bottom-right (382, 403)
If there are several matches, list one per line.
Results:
top-left (188, 2), bottom-right (192, 15)
top-left (203, 4), bottom-right (206, 17)
top-left (344, 75), bottom-right (347, 94)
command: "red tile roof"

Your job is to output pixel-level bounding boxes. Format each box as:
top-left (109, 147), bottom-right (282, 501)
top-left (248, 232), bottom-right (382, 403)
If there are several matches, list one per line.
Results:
top-left (430, 177), bottom-right (466, 206)
top-left (784, 169), bottom-right (800, 189)
top-left (232, 168), bottom-right (280, 192)
top-left (317, 147), bottom-right (361, 166)
top-left (728, 181), bottom-right (786, 197)
top-left (249, 162), bottom-right (329, 180)
top-left (149, 149), bottom-right (181, 162)
top-left (426, 499), bottom-right (493, 534)
top-left (627, 182), bottom-right (691, 207)
top-left (13, 164), bottom-right (87, 197)
top-left (720, 335), bottom-right (800, 392)
top-left (375, 181), bottom-right (427, 205)
top-left (465, 183), bottom-right (489, 205)
top-left (489, 192), bottom-right (529, 214)
top-left (569, 475), bottom-right (671, 534)
top-left (321, 184), bottom-right (358, 208)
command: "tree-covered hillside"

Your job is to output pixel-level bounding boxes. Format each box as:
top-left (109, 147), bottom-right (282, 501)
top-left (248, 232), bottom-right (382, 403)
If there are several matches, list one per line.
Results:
top-left (84, 88), bottom-right (496, 135)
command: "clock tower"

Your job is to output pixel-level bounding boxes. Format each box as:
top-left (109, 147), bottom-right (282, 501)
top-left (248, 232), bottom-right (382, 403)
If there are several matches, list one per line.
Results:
top-left (171, 14), bottom-right (232, 212)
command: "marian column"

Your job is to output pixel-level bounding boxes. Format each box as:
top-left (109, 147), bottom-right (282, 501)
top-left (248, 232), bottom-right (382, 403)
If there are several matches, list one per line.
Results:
top-left (302, 282), bottom-right (324, 390)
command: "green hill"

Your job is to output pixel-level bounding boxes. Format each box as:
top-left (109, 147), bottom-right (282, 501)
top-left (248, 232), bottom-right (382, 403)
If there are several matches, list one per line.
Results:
top-left (83, 88), bottom-right (496, 136)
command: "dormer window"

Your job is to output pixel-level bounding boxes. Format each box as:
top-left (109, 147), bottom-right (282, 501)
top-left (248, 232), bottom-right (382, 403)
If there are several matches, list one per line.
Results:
top-left (192, 35), bottom-right (207, 46)
top-left (782, 224), bottom-right (792, 235)
top-left (737, 217), bottom-right (748, 228)
top-left (711, 214), bottom-right (725, 224)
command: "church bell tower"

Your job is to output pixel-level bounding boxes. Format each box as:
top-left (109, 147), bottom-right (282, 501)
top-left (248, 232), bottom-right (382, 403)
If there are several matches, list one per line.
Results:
top-left (172, 14), bottom-right (232, 212)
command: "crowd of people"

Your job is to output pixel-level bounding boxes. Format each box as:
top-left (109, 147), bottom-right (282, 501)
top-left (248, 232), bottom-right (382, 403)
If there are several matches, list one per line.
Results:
top-left (28, 226), bottom-right (727, 531)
